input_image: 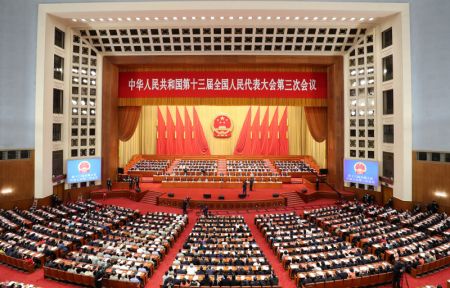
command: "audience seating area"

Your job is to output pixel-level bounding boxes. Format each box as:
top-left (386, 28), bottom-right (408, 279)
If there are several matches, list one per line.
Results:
top-left (226, 160), bottom-right (274, 176)
top-left (274, 160), bottom-right (315, 176)
top-left (161, 215), bottom-right (280, 288)
top-left (255, 211), bottom-right (393, 287)
top-left (128, 160), bottom-right (171, 173)
top-left (171, 160), bottom-right (218, 176)
top-left (0, 282), bottom-right (41, 288)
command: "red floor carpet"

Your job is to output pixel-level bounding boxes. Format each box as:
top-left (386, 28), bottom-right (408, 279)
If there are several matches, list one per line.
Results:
top-left (0, 197), bottom-right (449, 287)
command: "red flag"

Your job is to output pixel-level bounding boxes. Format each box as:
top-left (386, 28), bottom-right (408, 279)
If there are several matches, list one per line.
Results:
top-left (259, 107), bottom-right (270, 155)
top-left (175, 107), bottom-right (185, 154)
top-left (251, 107), bottom-right (261, 155)
top-left (279, 107), bottom-right (289, 155)
top-left (193, 107), bottom-right (210, 155)
top-left (234, 107), bottom-right (252, 155)
top-left (268, 107), bottom-right (279, 155)
top-left (156, 107), bottom-right (166, 155)
top-left (166, 107), bottom-right (176, 155)
top-left (184, 107), bottom-right (194, 155)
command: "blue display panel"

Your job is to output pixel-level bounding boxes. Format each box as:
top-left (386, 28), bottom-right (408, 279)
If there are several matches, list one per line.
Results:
top-left (343, 159), bottom-right (379, 186)
top-left (67, 158), bottom-right (101, 184)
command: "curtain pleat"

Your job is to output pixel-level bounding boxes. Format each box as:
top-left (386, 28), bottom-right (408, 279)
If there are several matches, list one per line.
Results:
top-left (118, 106), bottom-right (142, 141)
top-left (304, 107), bottom-right (328, 143)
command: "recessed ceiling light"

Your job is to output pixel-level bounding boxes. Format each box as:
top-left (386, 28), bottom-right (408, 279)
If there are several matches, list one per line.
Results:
top-left (313, 17), bottom-right (318, 20)
top-left (369, 17), bottom-right (374, 21)
top-left (90, 18), bottom-right (96, 22)
top-left (248, 16), bottom-right (253, 20)
top-left (201, 16), bottom-right (206, 20)
top-left (229, 16), bottom-right (234, 20)
top-left (1, 188), bottom-right (13, 194)
top-left (257, 16), bottom-right (262, 20)
top-left (341, 17), bottom-right (346, 21)
top-left (163, 17), bottom-right (168, 21)
top-left (182, 16), bottom-right (187, 20)
top-left (71, 18), bottom-right (77, 22)
top-left (220, 16), bottom-right (224, 20)
top-left (331, 17), bottom-right (337, 21)
top-left (191, 16), bottom-right (196, 20)
top-left (173, 16), bottom-right (178, 21)
top-left (294, 16), bottom-right (299, 20)
top-left (99, 18), bottom-right (105, 22)
top-left (285, 16), bottom-right (290, 20)
top-left (117, 17), bottom-right (123, 21)
top-left (81, 18), bottom-right (87, 22)
top-left (359, 17), bottom-right (365, 21)
top-left (135, 17), bottom-right (141, 21)
top-left (154, 17), bottom-right (159, 21)
top-left (266, 16), bottom-right (271, 20)
top-left (322, 17), bottom-right (327, 20)
top-left (304, 17), bottom-right (309, 20)
top-left (108, 18), bottom-right (114, 21)
top-left (210, 16), bottom-right (215, 20)
top-left (238, 16), bottom-right (243, 20)
top-left (276, 16), bottom-right (281, 20)
top-left (126, 17), bottom-right (131, 21)
top-left (350, 17), bottom-right (356, 21)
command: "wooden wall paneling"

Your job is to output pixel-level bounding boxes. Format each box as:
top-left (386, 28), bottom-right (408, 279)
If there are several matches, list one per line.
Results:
top-left (102, 58), bottom-right (119, 186)
top-left (413, 152), bottom-right (450, 213)
top-left (0, 151), bottom-right (35, 209)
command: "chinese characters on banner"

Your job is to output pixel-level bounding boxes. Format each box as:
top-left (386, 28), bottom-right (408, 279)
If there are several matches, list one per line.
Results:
top-left (119, 71), bottom-right (327, 99)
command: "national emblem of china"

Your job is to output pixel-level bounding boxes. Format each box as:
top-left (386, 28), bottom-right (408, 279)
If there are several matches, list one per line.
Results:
top-left (212, 115), bottom-right (233, 138)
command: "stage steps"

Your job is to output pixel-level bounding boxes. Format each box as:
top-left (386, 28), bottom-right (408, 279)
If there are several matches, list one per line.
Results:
top-left (284, 191), bottom-right (305, 207)
top-left (166, 159), bottom-right (180, 174)
top-left (264, 159), bottom-right (278, 174)
top-left (140, 191), bottom-right (164, 205)
top-left (217, 159), bottom-right (227, 176)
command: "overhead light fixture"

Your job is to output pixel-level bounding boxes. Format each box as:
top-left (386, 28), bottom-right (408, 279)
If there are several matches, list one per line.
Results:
top-left (126, 17), bottom-right (131, 21)
top-left (108, 18), bottom-right (114, 22)
top-left (322, 17), bottom-right (327, 20)
top-left (266, 16), bottom-right (271, 20)
top-left (163, 17), bottom-right (168, 21)
top-left (341, 17), bottom-right (346, 21)
top-left (1, 188), bottom-right (13, 195)
top-left (248, 16), bottom-right (253, 20)
top-left (229, 16), bottom-right (234, 20)
top-left (285, 16), bottom-right (290, 20)
top-left (313, 17), bottom-right (318, 21)
top-left (332, 17), bottom-right (337, 21)
top-left (275, 16), bottom-right (281, 20)
top-left (238, 16), bottom-right (243, 20)
top-left (257, 16), bottom-right (262, 20)
top-left (154, 17), bottom-right (159, 21)
top-left (191, 16), bottom-right (196, 20)
top-left (294, 16), bottom-right (299, 20)
top-left (359, 17), bottom-right (365, 21)
top-left (201, 16), bottom-right (206, 20)
top-left (117, 17), bottom-right (123, 21)
top-left (210, 16), bottom-right (215, 20)
top-left (369, 17), bottom-right (374, 21)
top-left (135, 17), bottom-right (141, 21)
top-left (220, 16), bottom-right (224, 20)
top-left (90, 18), bottom-right (96, 22)
top-left (182, 16), bottom-right (187, 20)
top-left (72, 18), bottom-right (77, 22)
top-left (81, 18), bottom-right (87, 22)
top-left (304, 17), bottom-right (309, 20)
top-left (144, 17), bottom-right (150, 21)
top-left (350, 17), bottom-right (356, 21)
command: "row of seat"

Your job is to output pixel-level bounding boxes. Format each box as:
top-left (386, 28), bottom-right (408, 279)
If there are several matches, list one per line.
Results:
top-left (301, 273), bottom-right (393, 288)
top-left (411, 255), bottom-right (450, 277)
top-left (0, 253), bottom-right (34, 273)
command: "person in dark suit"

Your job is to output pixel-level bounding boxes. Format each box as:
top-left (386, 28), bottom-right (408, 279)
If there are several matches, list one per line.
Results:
top-left (249, 174), bottom-right (255, 191)
top-left (315, 177), bottom-right (320, 191)
top-left (106, 178), bottom-right (112, 191)
top-left (392, 261), bottom-right (404, 288)
top-left (242, 180), bottom-right (247, 197)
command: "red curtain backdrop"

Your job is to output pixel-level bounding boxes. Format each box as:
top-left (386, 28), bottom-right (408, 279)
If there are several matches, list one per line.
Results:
top-left (192, 107), bottom-right (211, 155)
top-left (118, 106), bottom-right (142, 141)
top-left (304, 106), bottom-right (328, 142)
top-left (251, 107), bottom-right (261, 155)
top-left (279, 108), bottom-right (289, 155)
top-left (268, 107), bottom-right (279, 155)
top-left (233, 107), bottom-right (252, 155)
top-left (175, 107), bottom-right (185, 154)
top-left (259, 108), bottom-right (270, 155)
top-left (156, 107), bottom-right (166, 154)
top-left (166, 107), bottom-right (176, 154)
top-left (184, 107), bottom-right (194, 155)
top-left (234, 107), bottom-right (288, 156)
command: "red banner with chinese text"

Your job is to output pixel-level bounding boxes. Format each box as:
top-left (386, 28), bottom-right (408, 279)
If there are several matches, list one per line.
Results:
top-left (119, 71), bottom-right (327, 99)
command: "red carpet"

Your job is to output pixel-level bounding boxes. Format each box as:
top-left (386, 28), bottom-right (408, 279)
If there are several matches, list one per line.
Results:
top-left (0, 197), bottom-right (449, 287)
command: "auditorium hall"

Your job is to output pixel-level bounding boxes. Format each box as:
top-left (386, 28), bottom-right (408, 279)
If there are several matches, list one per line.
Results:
top-left (0, 0), bottom-right (449, 287)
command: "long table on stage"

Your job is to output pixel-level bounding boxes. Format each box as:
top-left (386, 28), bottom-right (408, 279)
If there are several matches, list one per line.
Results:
top-left (160, 181), bottom-right (283, 189)
top-left (153, 175), bottom-right (291, 184)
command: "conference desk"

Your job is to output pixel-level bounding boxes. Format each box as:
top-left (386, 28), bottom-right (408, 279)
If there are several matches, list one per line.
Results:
top-left (160, 181), bottom-right (283, 189)
top-left (153, 175), bottom-right (291, 184)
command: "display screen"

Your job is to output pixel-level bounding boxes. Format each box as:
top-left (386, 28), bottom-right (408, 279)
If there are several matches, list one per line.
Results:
top-left (67, 158), bottom-right (101, 184)
top-left (344, 159), bottom-right (379, 186)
